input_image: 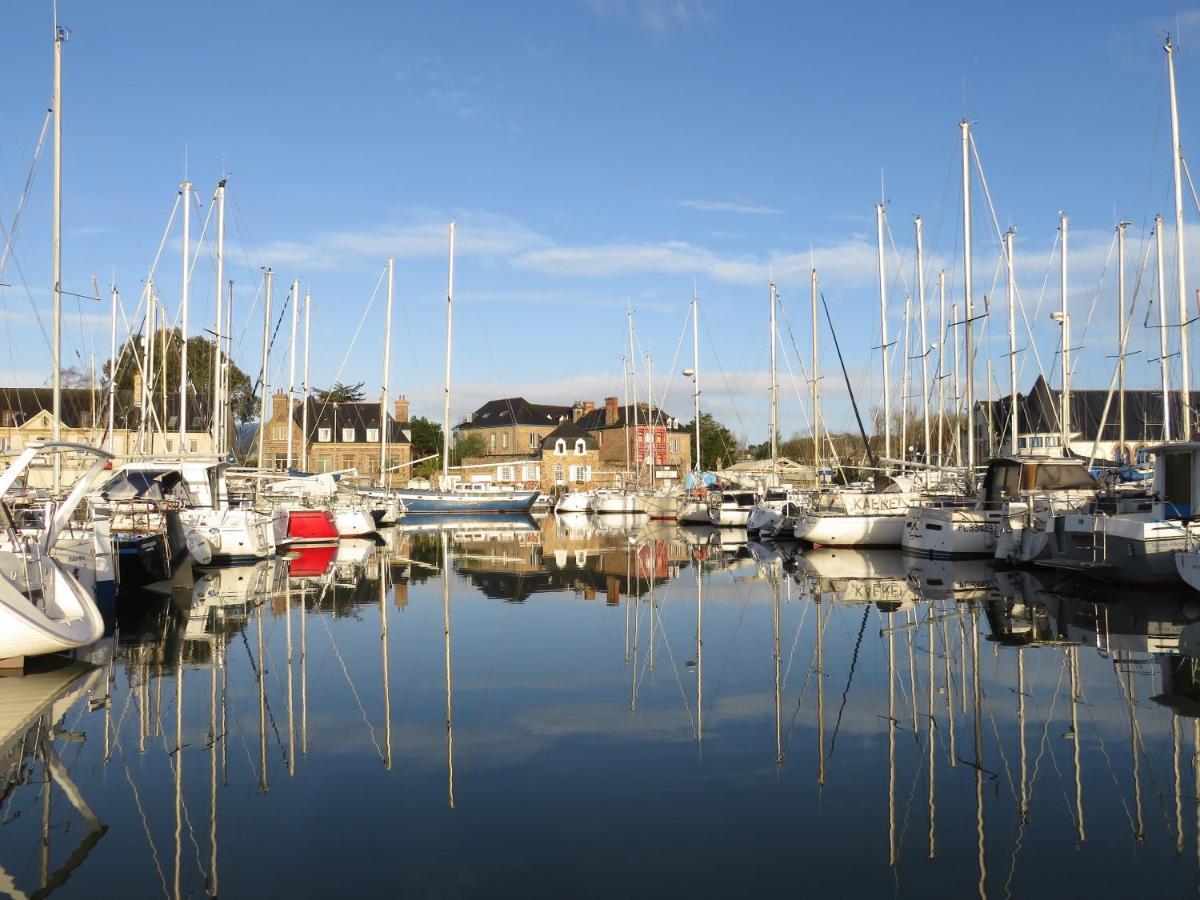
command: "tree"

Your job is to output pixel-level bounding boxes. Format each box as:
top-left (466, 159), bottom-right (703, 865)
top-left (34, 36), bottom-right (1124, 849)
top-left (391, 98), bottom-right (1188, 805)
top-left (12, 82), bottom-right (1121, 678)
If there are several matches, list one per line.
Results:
top-left (103, 329), bottom-right (256, 421)
top-left (48, 367), bottom-right (92, 388)
top-left (315, 381), bottom-right (366, 403)
top-left (454, 434), bottom-right (485, 465)
top-left (683, 412), bottom-right (739, 471)
top-left (410, 416), bottom-right (444, 478)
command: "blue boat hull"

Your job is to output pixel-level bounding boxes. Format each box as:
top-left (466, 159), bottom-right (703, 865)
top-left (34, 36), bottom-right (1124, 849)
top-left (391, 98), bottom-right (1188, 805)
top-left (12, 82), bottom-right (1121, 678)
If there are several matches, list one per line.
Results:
top-left (395, 489), bottom-right (539, 515)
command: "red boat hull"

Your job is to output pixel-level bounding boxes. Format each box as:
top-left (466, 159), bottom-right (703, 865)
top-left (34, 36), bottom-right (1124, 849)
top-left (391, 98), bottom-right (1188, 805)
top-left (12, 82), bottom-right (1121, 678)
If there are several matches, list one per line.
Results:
top-left (286, 509), bottom-right (339, 543)
top-left (287, 543), bottom-right (338, 578)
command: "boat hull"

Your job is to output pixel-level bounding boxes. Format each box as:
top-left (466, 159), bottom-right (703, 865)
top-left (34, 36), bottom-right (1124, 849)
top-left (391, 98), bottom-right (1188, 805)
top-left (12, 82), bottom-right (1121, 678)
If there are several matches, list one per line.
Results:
top-left (285, 509), bottom-right (339, 544)
top-left (395, 489), bottom-right (539, 514)
top-left (798, 513), bottom-right (906, 547)
top-left (901, 506), bottom-right (1005, 560)
top-left (0, 560), bottom-right (104, 662)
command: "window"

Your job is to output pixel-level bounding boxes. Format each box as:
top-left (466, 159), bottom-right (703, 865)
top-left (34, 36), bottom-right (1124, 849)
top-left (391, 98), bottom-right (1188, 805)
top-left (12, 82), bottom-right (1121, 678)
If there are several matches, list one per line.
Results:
top-left (501, 433), bottom-right (510, 449)
top-left (490, 434), bottom-right (497, 452)
top-left (555, 439), bottom-right (567, 455)
top-left (342, 427), bottom-right (355, 442)
top-left (272, 425), bottom-right (286, 440)
top-left (498, 465), bottom-right (516, 482)
top-left (189, 440), bottom-right (198, 453)
top-left (521, 465), bottom-right (540, 482)
top-left (1017, 437), bottom-right (1027, 449)
top-left (366, 428), bottom-right (380, 443)
top-left (669, 438), bottom-right (679, 454)
top-left (166, 439), bottom-right (174, 452)
top-left (554, 463), bottom-right (565, 484)
top-left (318, 428), bottom-right (332, 442)
top-left (317, 454), bottom-right (332, 474)
top-left (569, 465), bottom-right (591, 484)
top-left (529, 433), bottom-right (539, 449)
top-left (1032, 437), bottom-right (1043, 448)
top-left (0, 411), bottom-right (12, 427)
top-left (343, 456), bottom-right (354, 469)
top-left (574, 439), bottom-right (586, 455)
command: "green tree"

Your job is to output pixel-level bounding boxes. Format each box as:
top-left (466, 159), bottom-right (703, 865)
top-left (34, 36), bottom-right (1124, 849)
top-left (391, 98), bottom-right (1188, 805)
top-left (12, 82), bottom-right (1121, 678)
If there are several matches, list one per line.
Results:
top-left (684, 412), bottom-right (739, 471)
top-left (453, 433), bottom-right (485, 465)
top-left (315, 381), bottom-right (366, 403)
top-left (103, 329), bottom-right (256, 421)
top-left (410, 416), bottom-right (444, 478)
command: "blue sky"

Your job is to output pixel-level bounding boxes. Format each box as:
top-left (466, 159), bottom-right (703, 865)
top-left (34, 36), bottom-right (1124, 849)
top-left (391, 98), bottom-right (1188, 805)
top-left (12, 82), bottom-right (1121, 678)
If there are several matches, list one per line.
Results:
top-left (1, 1), bottom-right (1198, 443)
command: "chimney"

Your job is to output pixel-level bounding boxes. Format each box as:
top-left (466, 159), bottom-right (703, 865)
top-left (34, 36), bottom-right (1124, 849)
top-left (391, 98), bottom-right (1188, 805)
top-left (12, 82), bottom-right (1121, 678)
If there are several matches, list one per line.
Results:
top-left (394, 394), bottom-right (410, 424)
top-left (271, 389), bottom-right (289, 422)
top-left (605, 396), bottom-right (619, 426)
top-left (572, 401), bottom-right (584, 423)
top-left (582, 401), bottom-right (595, 416)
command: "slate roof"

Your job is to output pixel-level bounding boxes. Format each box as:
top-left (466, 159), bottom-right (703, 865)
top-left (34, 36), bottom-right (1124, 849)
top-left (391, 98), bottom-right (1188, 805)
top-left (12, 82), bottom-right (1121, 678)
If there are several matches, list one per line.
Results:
top-left (977, 375), bottom-right (1200, 444)
top-left (291, 399), bottom-right (410, 444)
top-left (540, 419), bottom-right (598, 451)
top-left (461, 397), bottom-right (572, 429)
top-left (575, 402), bottom-right (688, 433)
top-left (0, 386), bottom-right (214, 432)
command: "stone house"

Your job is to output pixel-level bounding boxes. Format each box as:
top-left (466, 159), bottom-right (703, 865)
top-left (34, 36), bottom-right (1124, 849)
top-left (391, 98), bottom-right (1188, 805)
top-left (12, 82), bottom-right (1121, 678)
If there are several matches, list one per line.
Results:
top-left (574, 396), bottom-right (692, 487)
top-left (259, 390), bottom-right (412, 480)
top-left (456, 397), bottom-right (572, 457)
top-left (0, 386), bottom-right (221, 488)
top-left (974, 374), bottom-right (1200, 465)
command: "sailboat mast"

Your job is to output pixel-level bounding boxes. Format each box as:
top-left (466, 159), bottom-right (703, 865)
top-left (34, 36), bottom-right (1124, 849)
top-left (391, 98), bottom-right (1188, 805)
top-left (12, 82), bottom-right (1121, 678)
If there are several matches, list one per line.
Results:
top-left (1117, 221), bottom-right (1129, 458)
top-left (51, 25), bottom-right (64, 493)
top-left (301, 290), bottom-right (311, 471)
top-left (441, 223), bottom-right (455, 486)
top-left (961, 120), bottom-right (976, 474)
top-left (811, 268), bottom-right (820, 474)
top-left (628, 309), bottom-right (639, 486)
top-left (875, 203), bottom-right (891, 464)
top-left (179, 180), bottom-right (192, 454)
top-left (1157, 216), bottom-right (1173, 441)
top-left (622, 355), bottom-right (630, 476)
top-left (381, 259), bottom-right (394, 487)
top-left (286, 278), bottom-right (299, 469)
top-left (646, 351), bottom-right (656, 485)
top-left (901, 293), bottom-right (911, 469)
top-left (691, 291), bottom-right (701, 471)
top-left (952, 301), bottom-right (961, 467)
top-left (1060, 213), bottom-right (1071, 452)
top-left (915, 217), bottom-right (930, 461)
top-left (212, 180), bottom-right (226, 455)
top-left (108, 285), bottom-right (118, 453)
top-left (769, 277), bottom-right (779, 467)
top-left (1168, 36), bottom-right (1192, 439)
top-left (257, 268), bottom-right (273, 472)
top-left (1005, 228), bottom-right (1018, 455)
top-left (224, 281), bottom-right (233, 458)
top-left (938, 270), bottom-right (946, 464)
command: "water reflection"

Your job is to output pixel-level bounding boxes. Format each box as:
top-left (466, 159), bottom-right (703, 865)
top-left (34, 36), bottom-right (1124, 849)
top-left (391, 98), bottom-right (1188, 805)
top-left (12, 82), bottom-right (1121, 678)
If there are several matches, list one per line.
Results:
top-left (1, 517), bottom-right (1198, 895)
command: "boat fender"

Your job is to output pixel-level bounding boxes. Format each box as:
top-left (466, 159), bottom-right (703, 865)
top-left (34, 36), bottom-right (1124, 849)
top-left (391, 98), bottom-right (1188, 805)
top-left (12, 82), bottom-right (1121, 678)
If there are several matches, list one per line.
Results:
top-left (185, 528), bottom-right (214, 566)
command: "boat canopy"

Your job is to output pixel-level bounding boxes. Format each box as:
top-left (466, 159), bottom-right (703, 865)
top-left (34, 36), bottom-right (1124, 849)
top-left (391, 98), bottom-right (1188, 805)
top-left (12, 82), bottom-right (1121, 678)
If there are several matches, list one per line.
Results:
top-left (982, 457), bottom-right (1097, 504)
top-left (99, 468), bottom-right (192, 504)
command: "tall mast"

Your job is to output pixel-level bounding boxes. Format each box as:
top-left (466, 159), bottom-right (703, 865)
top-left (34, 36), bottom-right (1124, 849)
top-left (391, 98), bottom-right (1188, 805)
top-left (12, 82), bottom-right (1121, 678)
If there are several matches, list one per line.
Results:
top-left (1117, 221), bottom-right (1129, 458)
top-left (915, 217), bottom-right (930, 461)
top-left (1157, 216), bottom-right (1173, 441)
top-left (286, 278), bottom-right (299, 469)
top-left (142, 287), bottom-right (155, 455)
top-left (938, 270), bottom-right (947, 464)
top-left (440, 223), bottom-right (455, 486)
top-left (212, 180), bottom-right (226, 455)
top-left (952, 301), bottom-right (961, 467)
top-left (224, 281), bottom-right (233, 458)
top-left (646, 351), bottom-right (656, 485)
top-left (622, 355), bottom-right (630, 476)
top-left (380, 259), bottom-right (394, 488)
top-left (900, 294), bottom-right (911, 469)
top-left (257, 269), bottom-right (273, 472)
top-left (1168, 36), bottom-right (1192, 439)
top-left (691, 290), bottom-right (701, 471)
top-left (51, 25), bottom-right (64, 492)
top-left (875, 203), bottom-right (891, 464)
top-left (1005, 229), bottom-right (1019, 455)
top-left (769, 277), bottom-right (779, 467)
top-left (108, 285), bottom-right (118, 453)
top-left (811, 268), bottom-right (820, 473)
top-left (179, 180), bottom-right (192, 454)
top-left (301, 289), bottom-right (311, 471)
top-left (1060, 213), bottom-right (1071, 452)
top-left (961, 120), bottom-right (975, 474)
top-left (628, 309), bottom-right (640, 486)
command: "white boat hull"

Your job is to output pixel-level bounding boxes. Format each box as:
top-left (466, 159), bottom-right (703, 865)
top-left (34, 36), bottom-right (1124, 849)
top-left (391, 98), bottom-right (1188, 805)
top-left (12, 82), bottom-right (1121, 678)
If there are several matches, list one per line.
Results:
top-left (797, 513), bottom-right (906, 547)
top-left (0, 559), bottom-right (104, 662)
top-left (334, 508), bottom-right (376, 538)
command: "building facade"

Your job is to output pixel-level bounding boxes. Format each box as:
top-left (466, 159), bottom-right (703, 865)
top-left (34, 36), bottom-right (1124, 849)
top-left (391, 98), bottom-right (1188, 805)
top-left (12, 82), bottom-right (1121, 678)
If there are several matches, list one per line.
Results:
top-left (259, 391), bottom-right (412, 479)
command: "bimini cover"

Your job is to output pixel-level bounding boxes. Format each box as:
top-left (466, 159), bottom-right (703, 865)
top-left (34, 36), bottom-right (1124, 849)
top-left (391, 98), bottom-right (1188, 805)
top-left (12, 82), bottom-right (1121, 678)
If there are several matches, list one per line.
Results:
top-left (100, 469), bottom-right (188, 502)
top-left (685, 471), bottom-right (718, 490)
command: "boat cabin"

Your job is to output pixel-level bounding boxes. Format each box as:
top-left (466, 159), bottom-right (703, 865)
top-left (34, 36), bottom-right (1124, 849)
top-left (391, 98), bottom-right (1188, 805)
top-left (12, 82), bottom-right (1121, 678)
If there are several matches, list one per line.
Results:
top-left (1147, 442), bottom-right (1200, 520)
top-left (979, 456), bottom-right (1097, 508)
top-left (98, 460), bottom-right (229, 509)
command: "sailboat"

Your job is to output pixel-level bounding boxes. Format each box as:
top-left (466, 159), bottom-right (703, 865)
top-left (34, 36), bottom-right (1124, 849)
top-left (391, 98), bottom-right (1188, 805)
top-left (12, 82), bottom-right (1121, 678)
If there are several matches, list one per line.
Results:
top-left (0, 442), bottom-right (109, 665)
top-left (394, 223), bottom-right (538, 515)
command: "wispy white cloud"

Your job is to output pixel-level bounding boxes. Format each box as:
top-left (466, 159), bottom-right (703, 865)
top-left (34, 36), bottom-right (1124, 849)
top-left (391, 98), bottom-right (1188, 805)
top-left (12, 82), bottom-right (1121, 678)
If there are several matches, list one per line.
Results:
top-left (677, 199), bottom-right (784, 216)
top-left (257, 211), bottom-right (546, 272)
top-left (584, 0), bottom-right (714, 34)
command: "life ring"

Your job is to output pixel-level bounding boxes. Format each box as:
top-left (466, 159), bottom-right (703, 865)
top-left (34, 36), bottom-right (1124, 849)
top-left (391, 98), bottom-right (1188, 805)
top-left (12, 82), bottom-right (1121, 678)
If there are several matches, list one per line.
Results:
top-left (524, 481), bottom-right (537, 490)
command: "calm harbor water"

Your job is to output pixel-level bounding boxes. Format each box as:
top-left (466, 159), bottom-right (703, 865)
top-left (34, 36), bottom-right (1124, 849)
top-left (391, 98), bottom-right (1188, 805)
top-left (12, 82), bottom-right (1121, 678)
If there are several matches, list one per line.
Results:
top-left (5, 514), bottom-right (1200, 897)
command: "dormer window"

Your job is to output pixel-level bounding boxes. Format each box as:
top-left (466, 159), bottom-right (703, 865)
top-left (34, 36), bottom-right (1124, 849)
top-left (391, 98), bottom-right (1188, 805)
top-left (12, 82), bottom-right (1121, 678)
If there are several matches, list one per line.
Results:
top-left (342, 427), bottom-right (355, 442)
top-left (574, 439), bottom-right (586, 455)
top-left (366, 428), bottom-right (380, 443)
top-left (555, 439), bottom-right (567, 455)
top-left (318, 427), bottom-right (332, 442)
